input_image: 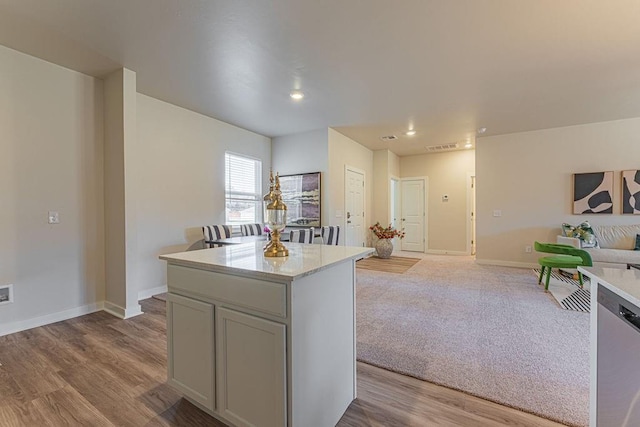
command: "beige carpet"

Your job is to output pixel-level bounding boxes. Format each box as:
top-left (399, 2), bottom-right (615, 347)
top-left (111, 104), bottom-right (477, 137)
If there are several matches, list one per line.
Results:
top-left (356, 255), bottom-right (588, 427)
top-left (356, 256), bottom-right (421, 274)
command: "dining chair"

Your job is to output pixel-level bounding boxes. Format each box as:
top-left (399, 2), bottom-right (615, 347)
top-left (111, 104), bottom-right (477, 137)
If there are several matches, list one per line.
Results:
top-left (240, 223), bottom-right (263, 236)
top-left (321, 225), bottom-right (340, 245)
top-left (203, 225), bottom-right (232, 248)
top-left (289, 227), bottom-right (315, 244)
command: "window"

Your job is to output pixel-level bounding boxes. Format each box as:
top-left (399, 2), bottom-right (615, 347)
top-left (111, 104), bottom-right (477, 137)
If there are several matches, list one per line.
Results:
top-left (225, 152), bottom-right (262, 225)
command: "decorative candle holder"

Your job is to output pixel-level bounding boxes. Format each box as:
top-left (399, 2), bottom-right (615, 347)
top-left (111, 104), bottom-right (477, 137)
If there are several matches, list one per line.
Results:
top-left (264, 173), bottom-right (289, 257)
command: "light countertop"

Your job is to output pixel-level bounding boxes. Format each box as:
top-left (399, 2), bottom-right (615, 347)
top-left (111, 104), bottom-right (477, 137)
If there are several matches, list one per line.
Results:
top-left (160, 242), bottom-right (374, 281)
top-left (578, 266), bottom-right (640, 307)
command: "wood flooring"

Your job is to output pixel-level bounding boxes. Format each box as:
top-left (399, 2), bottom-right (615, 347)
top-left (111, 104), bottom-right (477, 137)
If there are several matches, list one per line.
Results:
top-left (356, 256), bottom-right (421, 274)
top-left (0, 298), bottom-right (565, 427)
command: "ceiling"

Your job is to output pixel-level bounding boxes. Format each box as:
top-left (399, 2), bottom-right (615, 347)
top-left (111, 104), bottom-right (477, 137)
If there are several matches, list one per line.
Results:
top-left (2, 0), bottom-right (640, 156)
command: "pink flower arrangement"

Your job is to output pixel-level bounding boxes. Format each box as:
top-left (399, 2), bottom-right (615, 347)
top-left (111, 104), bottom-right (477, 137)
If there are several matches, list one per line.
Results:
top-left (369, 222), bottom-right (405, 240)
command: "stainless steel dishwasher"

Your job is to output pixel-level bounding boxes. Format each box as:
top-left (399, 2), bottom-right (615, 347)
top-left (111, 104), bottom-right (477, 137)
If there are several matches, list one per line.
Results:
top-left (597, 285), bottom-right (640, 426)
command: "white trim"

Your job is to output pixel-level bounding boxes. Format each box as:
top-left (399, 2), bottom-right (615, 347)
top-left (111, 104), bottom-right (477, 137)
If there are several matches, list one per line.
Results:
top-left (0, 302), bottom-right (104, 337)
top-left (104, 301), bottom-right (144, 319)
top-left (475, 259), bottom-right (538, 269)
top-left (426, 249), bottom-right (470, 256)
top-left (138, 285), bottom-right (168, 301)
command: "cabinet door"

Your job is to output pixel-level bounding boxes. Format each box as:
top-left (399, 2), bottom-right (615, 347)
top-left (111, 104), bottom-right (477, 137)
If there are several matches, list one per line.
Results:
top-left (166, 293), bottom-right (215, 410)
top-left (216, 307), bottom-right (286, 427)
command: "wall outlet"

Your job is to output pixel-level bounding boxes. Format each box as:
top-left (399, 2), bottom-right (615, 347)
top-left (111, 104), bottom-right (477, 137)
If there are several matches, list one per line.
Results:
top-left (48, 211), bottom-right (60, 224)
top-left (0, 284), bottom-right (13, 305)
top-left (492, 210), bottom-right (502, 217)
top-left (525, 245), bottom-right (532, 253)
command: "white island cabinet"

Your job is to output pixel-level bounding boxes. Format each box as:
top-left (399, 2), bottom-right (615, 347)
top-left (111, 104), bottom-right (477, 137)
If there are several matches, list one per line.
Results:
top-left (160, 242), bottom-right (373, 427)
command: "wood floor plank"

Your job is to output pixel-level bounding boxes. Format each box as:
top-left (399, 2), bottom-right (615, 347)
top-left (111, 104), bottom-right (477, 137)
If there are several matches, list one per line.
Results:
top-left (0, 297), bottom-right (568, 427)
top-left (31, 386), bottom-right (115, 427)
top-left (0, 400), bottom-right (50, 427)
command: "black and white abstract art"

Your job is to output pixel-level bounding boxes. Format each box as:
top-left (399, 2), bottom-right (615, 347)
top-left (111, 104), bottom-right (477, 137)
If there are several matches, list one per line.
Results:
top-left (622, 170), bottom-right (640, 214)
top-left (573, 171), bottom-right (613, 214)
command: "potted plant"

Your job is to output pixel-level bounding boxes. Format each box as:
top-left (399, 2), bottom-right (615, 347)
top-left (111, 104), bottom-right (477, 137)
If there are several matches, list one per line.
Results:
top-left (369, 222), bottom-right (405, 259)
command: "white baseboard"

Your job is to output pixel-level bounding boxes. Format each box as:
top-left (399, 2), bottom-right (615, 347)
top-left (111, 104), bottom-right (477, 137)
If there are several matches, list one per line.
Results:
top-left (0, 302), bottom-right (104, 337)
top-left (475, 259), bottom-right (538, 269)
top-left (138, 285), bottom-right (168, 301)
top-left (103, 301), bottom-right (144, 320)
top-left (426, 249), bottom-right (470, 256)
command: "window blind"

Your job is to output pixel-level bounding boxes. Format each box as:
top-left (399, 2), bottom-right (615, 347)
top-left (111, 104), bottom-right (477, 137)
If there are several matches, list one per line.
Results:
top-left (225, 152), bottom-right (262, 224)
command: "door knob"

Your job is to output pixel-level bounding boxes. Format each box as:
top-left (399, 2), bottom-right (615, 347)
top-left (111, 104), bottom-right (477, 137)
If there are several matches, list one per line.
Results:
top-left (347, 212), bottom-right (351, 219)
top-left (402, 218), bottom-right (406, 221)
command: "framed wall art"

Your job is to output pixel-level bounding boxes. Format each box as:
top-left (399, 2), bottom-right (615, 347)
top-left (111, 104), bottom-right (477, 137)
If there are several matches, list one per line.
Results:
top-left (279, 172), bottom-right (321, 227)
top-left (622, 170), bottom-right (640, 214)
top-left (573, 171), bottom-right (613, 214)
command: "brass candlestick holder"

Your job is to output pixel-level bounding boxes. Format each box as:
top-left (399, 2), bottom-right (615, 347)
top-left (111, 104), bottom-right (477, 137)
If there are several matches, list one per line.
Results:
top-left (264, 173), bottom-right (289, 257)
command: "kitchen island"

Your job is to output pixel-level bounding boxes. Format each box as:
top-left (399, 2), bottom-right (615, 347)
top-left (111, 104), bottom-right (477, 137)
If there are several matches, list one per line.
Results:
top-left (160, 242), bottom-right (373, 427)
top-left (578, 266), bottom-right (640, 427)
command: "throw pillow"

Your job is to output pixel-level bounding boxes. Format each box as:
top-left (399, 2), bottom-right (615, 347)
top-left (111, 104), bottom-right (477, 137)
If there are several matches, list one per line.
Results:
top-left (635, 234), bottom-right (640, 251)
top-left (562, 221), bottom-right (599, 248)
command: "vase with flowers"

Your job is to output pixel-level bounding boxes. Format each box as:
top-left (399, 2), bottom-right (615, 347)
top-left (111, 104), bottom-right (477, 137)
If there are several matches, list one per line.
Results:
top-left (369, 222), bottom-right (405, 259)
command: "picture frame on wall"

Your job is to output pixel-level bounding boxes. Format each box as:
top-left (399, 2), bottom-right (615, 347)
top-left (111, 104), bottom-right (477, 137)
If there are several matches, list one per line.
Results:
top-left (279, 172), bottom-right (321, 227)
top-left (573, 171), bottom-right (613, 214)
top-left (622, 170), bottom-right (640, 214)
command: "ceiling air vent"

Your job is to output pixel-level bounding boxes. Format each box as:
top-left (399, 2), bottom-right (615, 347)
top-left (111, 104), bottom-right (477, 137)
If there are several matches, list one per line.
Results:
top-left (425, 143), bottom-right (459, 152)
top-left (380, 135), bottom-right (398, 142)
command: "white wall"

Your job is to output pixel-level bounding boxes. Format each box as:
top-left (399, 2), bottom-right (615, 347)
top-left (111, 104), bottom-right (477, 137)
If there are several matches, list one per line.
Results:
top-left (372, 149), bottom-right (400, 227)
top-left (476, 117), bottom-right (640, 266)
top-left (271, 129), bottom-right (329, 224)
top-left (328, 128), bottom-right (374, 245)
top-left (0, 45), bottom-right (105, 334)
top-left (135, 94), bottom-right (271, 295)
top-left (400, 149), bottom-right (475, 253)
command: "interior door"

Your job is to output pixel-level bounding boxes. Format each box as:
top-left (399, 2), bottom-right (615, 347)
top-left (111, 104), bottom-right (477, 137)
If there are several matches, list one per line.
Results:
top-left (345, 168), bottom-right (365, 247)
top-left (401, 178), bottom-right (425, 252)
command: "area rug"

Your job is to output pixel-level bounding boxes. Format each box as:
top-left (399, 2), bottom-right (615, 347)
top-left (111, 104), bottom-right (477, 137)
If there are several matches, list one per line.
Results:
top-left (356, 255), bottom-right (589, 427)
top-left (356, 256), bottom-right (420, 274)
top-left (532, 268), bottom-right (591, 313)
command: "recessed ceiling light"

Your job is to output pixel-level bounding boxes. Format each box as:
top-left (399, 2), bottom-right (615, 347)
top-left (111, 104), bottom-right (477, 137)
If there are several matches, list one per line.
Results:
top-left (290, 91), bottom-right (304, 100)
top-left (405, 130), bottom-right (416, 136)
top-left (465, 143), bottom-right (473, 149)
top-left (477, 127), bottom-right (487, 134)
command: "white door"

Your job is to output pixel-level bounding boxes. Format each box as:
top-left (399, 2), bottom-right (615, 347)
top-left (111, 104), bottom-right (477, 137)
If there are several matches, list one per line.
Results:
top-left (345, 168), bottom-right (365, 247)
top-left (401, 178), bottom-right (426, 252)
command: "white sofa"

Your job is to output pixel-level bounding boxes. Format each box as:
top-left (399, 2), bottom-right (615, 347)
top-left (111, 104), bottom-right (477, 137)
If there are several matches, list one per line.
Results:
top-left (557, 224), bottom-right (640, 267)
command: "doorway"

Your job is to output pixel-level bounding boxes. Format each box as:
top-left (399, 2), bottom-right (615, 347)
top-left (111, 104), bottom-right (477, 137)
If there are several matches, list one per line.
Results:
top-left (400, 178), bottom-right (427, 252)
top-left (345, 166), bottom-right (365, 247)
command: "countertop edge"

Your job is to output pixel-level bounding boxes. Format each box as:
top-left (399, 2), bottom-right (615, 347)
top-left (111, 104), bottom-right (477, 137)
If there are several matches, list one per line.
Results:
top-left (579, 266), bottom-right (640, 307)
top-left (160, 248), bottom-right (374, 281)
